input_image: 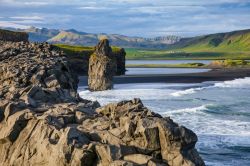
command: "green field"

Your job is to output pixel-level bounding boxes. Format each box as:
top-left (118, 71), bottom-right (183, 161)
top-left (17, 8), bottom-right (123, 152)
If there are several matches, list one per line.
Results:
top-left (125, 48), bottom-right (250, 60)
top-left (54, 44), bottom-right (121, 56)
top-left (126, 60), bottom-right (250, 68)
top-left (125, 29), bottom-right (250, 60)
top-left (126, 63), bottom-right (206, 68)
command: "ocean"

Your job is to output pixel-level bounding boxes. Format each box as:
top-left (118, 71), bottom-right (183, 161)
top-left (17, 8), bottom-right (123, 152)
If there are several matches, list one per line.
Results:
top-left (78, 77), bottom-right (250, 166)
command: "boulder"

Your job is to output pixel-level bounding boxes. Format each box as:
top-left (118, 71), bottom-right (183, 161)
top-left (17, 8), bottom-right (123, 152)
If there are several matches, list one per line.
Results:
top-left (88, 39), bottom-right (117, 91)
top-left (123, 154), bottom-right (152, 165)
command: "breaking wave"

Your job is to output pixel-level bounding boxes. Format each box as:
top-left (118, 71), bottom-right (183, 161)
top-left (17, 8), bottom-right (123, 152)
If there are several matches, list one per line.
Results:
top-left (164, 104), bottom-right (211, 114)
top-left (214, 77), bottom-right (250, 88)
top-left (170, 87), bottom-right (204, 97)
top-left (171, 77), bottom-right (250, 97)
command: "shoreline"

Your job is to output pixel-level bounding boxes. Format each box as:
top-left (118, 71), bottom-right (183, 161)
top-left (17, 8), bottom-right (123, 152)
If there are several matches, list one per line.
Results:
top-left (79, 68), bottom-right (250, 86)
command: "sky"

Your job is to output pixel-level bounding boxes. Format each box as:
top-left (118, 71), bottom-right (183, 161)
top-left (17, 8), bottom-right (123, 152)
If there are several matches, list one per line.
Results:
top-left (0, 0), bottom-right (250, 37)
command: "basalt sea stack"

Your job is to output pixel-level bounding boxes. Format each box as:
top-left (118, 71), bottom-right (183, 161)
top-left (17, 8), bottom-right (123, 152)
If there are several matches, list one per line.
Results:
top-left (88, 39), bottom-right (117, 91)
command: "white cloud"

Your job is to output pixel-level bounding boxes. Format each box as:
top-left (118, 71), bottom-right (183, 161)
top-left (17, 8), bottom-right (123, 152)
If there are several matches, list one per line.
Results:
top-left (0, 21), bottom-right (30, 29)
top-left (23, 1), bottom-right (49, 6)
top-left (10, 16), bottom-right (44, 20)
top-left (0, 0), bottom-right (49, 6)
top-left (0, 0), bottom-right (249, 37)
top-left (78, 6), bottom-right (110, 10)
top-left (11, 20), bottom-right (44, 24)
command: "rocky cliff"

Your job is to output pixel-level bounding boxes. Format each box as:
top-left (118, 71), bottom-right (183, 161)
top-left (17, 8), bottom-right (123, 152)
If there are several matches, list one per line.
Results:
top-left (0, 39), bottom-right (204, 165)
top-left (55, 45), bottom-right (126, 76)
top-left (0, 29), bottom-right (28, 42)
top-left (88, 39), bottom-right (117, 91)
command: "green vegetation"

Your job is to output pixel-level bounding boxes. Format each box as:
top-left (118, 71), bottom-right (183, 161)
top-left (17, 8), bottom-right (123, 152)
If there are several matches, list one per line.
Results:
top-left (54, 44), bottom-right (94, 52)
top-left (126, 60), bottom-right (250, 69)
top-left (54, 44), bottom-right (121, 56)
top-left (126, 63), bottom-right (206, 68)
top-left (125, 29), bottom-right (250, 60)
top-left (210, 59), bottom-right (250, 68)
top-left (125, 48), bottom-right (250, 60)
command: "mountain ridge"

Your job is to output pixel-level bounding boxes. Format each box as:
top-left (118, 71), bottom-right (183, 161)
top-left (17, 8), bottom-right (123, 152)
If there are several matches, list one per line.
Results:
top-left (1, 26), bottom-right (249, 52)
top-left (0, 26), bottom-right (181, 49)
top-left (169, 29), bottom-right (250, 52)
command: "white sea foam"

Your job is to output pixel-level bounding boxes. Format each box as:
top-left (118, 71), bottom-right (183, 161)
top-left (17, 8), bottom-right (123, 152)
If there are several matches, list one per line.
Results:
top-left (214, 77), bottom-right (250, 88)
top-left (170, 87), bottom-right (204, 97)
top-left (170, 77), bottom-right (250, 97)
top-left (164, 104), bottom-right (210, 114)
top-left (79, 83), bottom-right (176, 105)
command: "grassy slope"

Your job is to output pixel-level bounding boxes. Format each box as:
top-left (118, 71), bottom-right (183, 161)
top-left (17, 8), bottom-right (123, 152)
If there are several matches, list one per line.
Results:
top-left (54, 44), bottom-right (121, 55)
top-left (126, 29), bottom-right (250, 60)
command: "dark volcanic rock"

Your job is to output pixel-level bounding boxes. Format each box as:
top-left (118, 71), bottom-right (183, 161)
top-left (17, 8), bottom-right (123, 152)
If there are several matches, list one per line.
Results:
top-left (114, 48), bottom-right (126, 75)
top-left (60, 47), bottom-right (126, 76)
top-left (64, 50), bottom-right (92, 76)
top-left (0, 29), bottom-right (28, 42)
top-left (0, 36), bottom-right (204, 165)
top-left (88, 39), bottom-right (117, 91)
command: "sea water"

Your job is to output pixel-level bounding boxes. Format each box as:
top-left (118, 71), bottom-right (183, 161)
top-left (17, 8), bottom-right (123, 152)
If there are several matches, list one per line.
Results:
top-left (78, 77), bottom-right (250, 166)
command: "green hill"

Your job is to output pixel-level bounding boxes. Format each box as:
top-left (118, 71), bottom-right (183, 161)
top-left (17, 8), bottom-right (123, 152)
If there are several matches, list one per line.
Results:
top-left (171, 29), bottom-right (250, 52)
top-left (125, 29), bottom-right (250, 60)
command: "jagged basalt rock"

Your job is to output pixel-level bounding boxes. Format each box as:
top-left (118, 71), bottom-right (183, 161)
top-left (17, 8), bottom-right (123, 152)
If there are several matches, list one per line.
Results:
top-left (88, 39), bottom-right (117, 91)
top-left (0, 36), bottom-right (204, 165)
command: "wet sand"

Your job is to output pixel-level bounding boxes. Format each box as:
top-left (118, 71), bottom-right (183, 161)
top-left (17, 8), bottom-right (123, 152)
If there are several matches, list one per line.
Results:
top-left (79, 68), bottom-right (250, 86)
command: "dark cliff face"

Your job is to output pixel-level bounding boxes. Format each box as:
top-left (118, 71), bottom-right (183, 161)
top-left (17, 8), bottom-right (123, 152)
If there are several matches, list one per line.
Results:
top-left (0, 29), bottom-right (28, 42)
top-left (60, 46), bottom-right (126, 76)
top-left (64, 50), bottom-right (93, 76)
top-left (114, 48), bottom-right (126, 75)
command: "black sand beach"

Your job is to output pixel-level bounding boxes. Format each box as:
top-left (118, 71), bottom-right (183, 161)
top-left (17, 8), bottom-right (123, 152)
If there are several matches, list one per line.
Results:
top-left (79, 68), bottom-right (250, 86)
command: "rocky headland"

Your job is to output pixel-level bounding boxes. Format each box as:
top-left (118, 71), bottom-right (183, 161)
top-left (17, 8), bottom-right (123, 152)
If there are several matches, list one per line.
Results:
top-left (0, 31), bottom-right (204, 165)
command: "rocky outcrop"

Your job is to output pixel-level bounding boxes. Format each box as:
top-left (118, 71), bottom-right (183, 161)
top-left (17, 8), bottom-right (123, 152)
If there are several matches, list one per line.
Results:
top-left (0, 40), bottom-right (100, 165)
top-left (0, 29), bottom-right (28, 42)
top-left (94, 99), bottom-right (205, 166)
top-left (88, 39), bottom-right (117, 91)
top-left (0, 38), bottom-right (204, 165)
top-left (56, 45), bottom-right (126, 76)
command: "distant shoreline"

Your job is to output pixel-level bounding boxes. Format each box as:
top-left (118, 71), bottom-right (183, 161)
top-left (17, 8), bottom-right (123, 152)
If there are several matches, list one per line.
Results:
top-left (78, 68), bottom-right (250, 86)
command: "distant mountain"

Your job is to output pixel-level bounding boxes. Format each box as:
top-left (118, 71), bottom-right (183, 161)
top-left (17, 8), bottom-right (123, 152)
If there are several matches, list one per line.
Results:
top-left (23, 26), bottom-right (60, 42)
top-left (0, 26), bottom-right (181, 49)
top-left (48, 30), bottom-right (181, 49)
top-left (169, 29), bottom-right (250, 52)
